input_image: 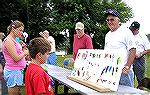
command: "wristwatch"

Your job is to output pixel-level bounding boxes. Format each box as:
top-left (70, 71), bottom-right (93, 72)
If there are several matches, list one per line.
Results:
top-left (125, 65), bottom-right (130, 69)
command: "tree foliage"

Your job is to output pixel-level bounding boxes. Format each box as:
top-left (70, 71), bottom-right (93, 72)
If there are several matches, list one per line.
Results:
top-left (0, 0), bottom-right (133, 53)
top-left (48, 0), bottom-right (133, 51)
top-left (0, 0), bottom-right (27, 32)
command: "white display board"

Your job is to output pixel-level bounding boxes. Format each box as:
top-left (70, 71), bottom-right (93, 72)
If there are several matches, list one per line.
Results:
top-left (69, 49), bottom-right (126, 91)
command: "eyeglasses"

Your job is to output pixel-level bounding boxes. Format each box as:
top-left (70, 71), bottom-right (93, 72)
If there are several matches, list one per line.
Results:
top-left (106, 18), bottom-right (115, 22)
top-left (75, 29), bottom-right (82, 31)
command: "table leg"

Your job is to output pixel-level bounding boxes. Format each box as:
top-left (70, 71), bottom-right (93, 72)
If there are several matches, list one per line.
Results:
top-left (55, 80), bottom-right (59, 95)
top-left (64, 85), bottom-right (69, 94)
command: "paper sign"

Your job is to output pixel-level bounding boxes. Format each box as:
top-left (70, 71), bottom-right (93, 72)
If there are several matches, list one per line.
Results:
top-left (70, 49), bottom-right (126, 91)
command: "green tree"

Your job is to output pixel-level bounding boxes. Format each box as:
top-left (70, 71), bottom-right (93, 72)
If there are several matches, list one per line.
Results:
top-left (48, 0), bottom-right (133, 53)
top-left (0, 0), bottom-right (27, 33)
top-left (0, 0), bottom-right (133, 54)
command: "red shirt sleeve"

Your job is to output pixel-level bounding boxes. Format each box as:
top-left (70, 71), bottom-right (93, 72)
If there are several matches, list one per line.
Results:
top-left (86, 36), bottom-right (93, 49)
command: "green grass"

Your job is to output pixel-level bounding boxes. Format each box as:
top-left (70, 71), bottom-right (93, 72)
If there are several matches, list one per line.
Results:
top-left (145, 54), bottom-right (150, 77)
top-left (133, 54), bottom-right (150, 92)
top-left (56, 55), bottom-right (76, 94)
top-left (56, 55), bottom-right (73, 67)
top-left (138, 54), bottom-right (150, 91)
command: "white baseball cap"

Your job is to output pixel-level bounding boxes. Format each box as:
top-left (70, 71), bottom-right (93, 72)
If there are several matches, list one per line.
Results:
top-left (43, 30), bottom-right (49, 34)
top-left (75, 22), bottom-right (84, 30)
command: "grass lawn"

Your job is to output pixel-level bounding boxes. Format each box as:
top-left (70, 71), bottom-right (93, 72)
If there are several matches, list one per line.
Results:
top-left (145, 54), bottom-right (150, 77)
top-left (22, 54), bottom-right (150, 94)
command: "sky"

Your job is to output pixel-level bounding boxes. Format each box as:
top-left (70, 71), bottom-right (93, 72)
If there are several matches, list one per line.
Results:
top-left (123, 0), bottom-right (150, 34)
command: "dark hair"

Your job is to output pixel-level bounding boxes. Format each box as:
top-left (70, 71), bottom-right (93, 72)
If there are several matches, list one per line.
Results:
top-left (28, 37), bottom-right (51, 59)
top-left (7, 20), bottom-right (24, 34)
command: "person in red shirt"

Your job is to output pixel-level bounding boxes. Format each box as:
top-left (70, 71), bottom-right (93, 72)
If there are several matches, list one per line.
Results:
top-left (73, 22), bottom-right (93, 60)
top-left (25, 37), bottom-right (54, 95)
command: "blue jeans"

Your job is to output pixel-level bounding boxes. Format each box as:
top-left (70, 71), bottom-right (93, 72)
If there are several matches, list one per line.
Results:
top-left (47, 52), bottom-right (57, 65)
top-left (133, 56), bottom-right (145, 84)
top-left (119, 69), bottom-right (134, 87)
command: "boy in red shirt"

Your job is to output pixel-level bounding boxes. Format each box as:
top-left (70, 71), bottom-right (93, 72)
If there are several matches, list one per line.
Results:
top-left (25, 37), bottom-right (54, 95)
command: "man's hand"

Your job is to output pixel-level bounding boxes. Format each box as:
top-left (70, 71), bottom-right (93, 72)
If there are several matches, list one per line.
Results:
top-left (122, 65), bottom-right (130, 74)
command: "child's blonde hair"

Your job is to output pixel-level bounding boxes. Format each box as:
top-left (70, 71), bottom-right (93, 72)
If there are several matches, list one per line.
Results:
top-left (7, 20), bottom-right (24, 34)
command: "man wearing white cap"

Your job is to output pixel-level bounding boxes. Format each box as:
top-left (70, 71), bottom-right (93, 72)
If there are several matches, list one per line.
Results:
top-left (39, 30), bottom-right (57, 65)
top-left (73, 22), bottom-right (93, 60)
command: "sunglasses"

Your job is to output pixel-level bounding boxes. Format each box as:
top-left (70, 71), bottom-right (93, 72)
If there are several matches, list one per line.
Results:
top-left (106, 18), bottom-right (115, 22)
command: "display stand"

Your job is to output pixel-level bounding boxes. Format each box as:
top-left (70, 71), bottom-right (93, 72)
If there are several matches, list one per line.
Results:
top-left (68, 49), bottom-right (126, 92)
top-left (67, 76), bottom-right (111, 92)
